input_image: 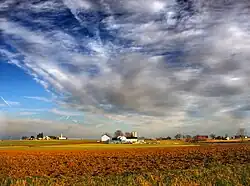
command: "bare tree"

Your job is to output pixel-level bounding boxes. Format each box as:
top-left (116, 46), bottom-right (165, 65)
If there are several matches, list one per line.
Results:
top-left (237, 128), bottom-right (246, 142)
top-left (125, 132), bottom-right (132, 138)
top-left (114, 130), bottom-right (124, 138)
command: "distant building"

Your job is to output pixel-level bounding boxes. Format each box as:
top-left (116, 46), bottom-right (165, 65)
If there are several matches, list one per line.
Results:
top-left (114, 136), bottom-right (139, 143)
top-left (101, 134), bottom-right (111, 142)
top-left (43, 136), bottom-right (51, 140)
top-left (126, 137), bottom-right (138, 143)
top-left (194, 135), bottom-right (208, 141)
top-left (101, 131), bottom-right (141, 144)
top-left (233, 135), bottom-right (248, 139)
top-left (110, 137), bottom-right (122, 144)
top-left (131, 131), bottom-right (138, 137)
top-left (117, 136), bottom-right (127, 142)
top-left (58, 133), bottom-right (67, 140)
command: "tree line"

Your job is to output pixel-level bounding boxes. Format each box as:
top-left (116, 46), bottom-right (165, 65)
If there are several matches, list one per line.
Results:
top-left (21, 133), bottom-right (58, 140)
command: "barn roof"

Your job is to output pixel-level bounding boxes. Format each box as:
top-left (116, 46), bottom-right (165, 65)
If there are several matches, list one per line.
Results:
top-left (126, 137), bottom-right (138, 139)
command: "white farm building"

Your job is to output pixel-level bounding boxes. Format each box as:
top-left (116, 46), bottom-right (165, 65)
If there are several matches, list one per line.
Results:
top-left (58, 133), bottom-right (67, 140)
top-left (101, 134), bottom-right (111, 142)
top-left (126, 137), bottom-right (138, 143)
top-left (100, 131), bottom-right (144, 144)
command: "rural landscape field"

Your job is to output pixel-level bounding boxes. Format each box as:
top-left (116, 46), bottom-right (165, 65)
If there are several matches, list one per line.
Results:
top-left (2, 0), bottom-right (250, 185)
top-left (0, 140), bottom-right (249, 186)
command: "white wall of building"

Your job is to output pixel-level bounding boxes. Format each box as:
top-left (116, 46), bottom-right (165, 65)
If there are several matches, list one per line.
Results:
top-left (58, 133), bottom-right (67, 140)
top-left (101, 135), bottom-right (111, 142)
top-left (118, 136), bottom-right (127, 141)
top-left (126, 138), bottom-right (138, 143)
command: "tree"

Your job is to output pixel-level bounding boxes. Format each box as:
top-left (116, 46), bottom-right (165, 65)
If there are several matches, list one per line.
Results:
top-left (175, 133), bottom-right (182, 140)
top-left (125, 132), bottom-right (132, 138)
top-left (215, 136), bottom-right (222, 140)
top-left (30, 136), bottom-right (35, 140)
top-left (166, 136), bottom-right (172, 140)
top-left (237, 128), bottom-right (246, 142)
top-left (210, 133), bottom-right (216, 139)
top-left (37, 132), bottom-right (44, 139)
top-left (114, 130), bottom-right (124, 138)
top-left (21, 136), bottom-right (28, 140)
top-left (185, 135), bottom-right (192, 139)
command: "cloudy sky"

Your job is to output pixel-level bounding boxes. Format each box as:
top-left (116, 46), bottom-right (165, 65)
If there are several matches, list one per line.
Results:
top-left (1, 0), bottom-right (250, 138)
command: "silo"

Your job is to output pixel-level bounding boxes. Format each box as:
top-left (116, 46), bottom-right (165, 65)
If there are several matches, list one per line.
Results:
top-left (131, 131), bottom-right (138, 137)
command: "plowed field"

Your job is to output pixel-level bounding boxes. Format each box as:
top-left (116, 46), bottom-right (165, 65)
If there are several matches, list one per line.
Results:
top-left (0, 144), bottom-right (249, 179)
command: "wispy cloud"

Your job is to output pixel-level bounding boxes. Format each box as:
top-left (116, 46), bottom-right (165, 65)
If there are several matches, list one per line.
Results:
top-left (0, 97), bottom-right (20, 107)
top-left (95, 124), bottom-right (104, 128)
top-left (20, 108), bottom-right (47, 112)
top-left (51, 108), bottom-right (82, 116)
top-left (0, 97), bottom-right (10, 107)
top-left (7, 101), bottom-right (20, 106)
top-left (24, 96), bottom-right (52, 102)
top-left (19, 112), bottom-right (38, 116)
top-left (1, 0), bottom-right (250, 135)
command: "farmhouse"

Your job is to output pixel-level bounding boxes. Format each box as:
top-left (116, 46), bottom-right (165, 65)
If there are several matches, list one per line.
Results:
top-left (101, 134), bottom-right (111, 142)
top-left (101, 131), bottom-right (143, 144)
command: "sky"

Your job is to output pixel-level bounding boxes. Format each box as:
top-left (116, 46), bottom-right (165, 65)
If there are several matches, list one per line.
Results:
top-left (1, 0), bottom-right (250, 139)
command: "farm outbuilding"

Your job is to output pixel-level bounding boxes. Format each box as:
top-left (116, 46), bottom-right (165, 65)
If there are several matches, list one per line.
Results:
top-left (58, 133), bottom-right (67, 140)
top-left (101, 134), bottom-right (111, 142)
top-left (126, 137), bottom-right (138, 143)
top-left (117, 136), bottom-right (127, 142)
top-left (100, 131), bottom-right (141, 144)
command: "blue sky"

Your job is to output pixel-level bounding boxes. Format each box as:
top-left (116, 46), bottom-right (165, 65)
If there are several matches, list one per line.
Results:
top-left (0, 62), bottom-right (53, 115)
top-left (0, 62), bottom-right (51, 105)
top-left (0, 0), bottom-right (250, 138)
top-left (0, 61), bottom-right (87, 130)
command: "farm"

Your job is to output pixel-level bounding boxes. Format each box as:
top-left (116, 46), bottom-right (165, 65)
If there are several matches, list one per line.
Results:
top-left (0, 141), bottom-right (249, 186)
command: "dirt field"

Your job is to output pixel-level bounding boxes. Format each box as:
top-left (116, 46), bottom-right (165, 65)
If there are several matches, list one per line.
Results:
top-left (0, 144), bottom-right (249, 185)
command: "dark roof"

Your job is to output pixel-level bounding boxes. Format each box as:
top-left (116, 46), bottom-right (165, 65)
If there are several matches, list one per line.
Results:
top-left (111, 137), bottom-right (138, 140)
top-left (126, 137), bottom-right (138, 139)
